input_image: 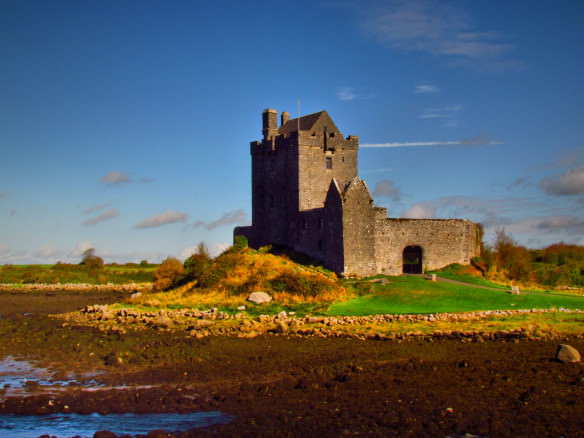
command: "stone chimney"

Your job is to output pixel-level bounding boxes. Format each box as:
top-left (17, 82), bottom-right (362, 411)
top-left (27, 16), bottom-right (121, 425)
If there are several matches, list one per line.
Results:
top-left (281, 111), bottom-right (290, 127)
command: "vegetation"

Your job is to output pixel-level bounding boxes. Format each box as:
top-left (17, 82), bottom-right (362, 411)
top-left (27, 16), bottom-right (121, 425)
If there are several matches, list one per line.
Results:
top-left (133, 242), bottom-right (345, 313)
top-left (0, 263), bottom-right (156, 285)
top-left (328, 275), bottom-right (584, 316)
top-left (79, 248), bottom-right (104, 269)
top-left (154, 258), bottom-right (184, 291)
top-left (470, 228), bottom-right (584, 290)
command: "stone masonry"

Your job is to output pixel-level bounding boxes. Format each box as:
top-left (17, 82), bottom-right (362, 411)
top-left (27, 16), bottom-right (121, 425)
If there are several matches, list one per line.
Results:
top-left (234, 108), bottom-right (480, 276)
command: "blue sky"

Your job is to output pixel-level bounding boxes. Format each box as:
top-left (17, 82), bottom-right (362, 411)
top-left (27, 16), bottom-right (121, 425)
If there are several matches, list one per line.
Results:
top-left (1, 0), bottom-right (583, 264)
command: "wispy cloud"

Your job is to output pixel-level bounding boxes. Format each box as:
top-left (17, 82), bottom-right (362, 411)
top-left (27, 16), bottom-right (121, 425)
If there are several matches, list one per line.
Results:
top-left (372, 180), bottom-right (401, 201)
top-left (83, 208), bottom-right (119, 226)
top-left (541, 165), bottom-right (584, 196)
top-left (134, 210), bottom-right (188, 229)
top-left (337, 87), bottom-right (357, 101)
top-left (402, 203), bottom-right (435, 219)
top-left (100, 171), bottom-right (130, 185)
top-left (83, 201), bottom-right (113, 214)
top-left (415, 83), bottom-right (440, 94)
top-left (420, 104), bottom-right (462, 127)
top-left (99, 171), bottom-right (153, 186)
top-left (360, 0), bottom-right (513, 69)
top-left (362, 136), bottom-right (503, 148)
top-left (188, 209), bottom-right (248, 231)
top-left (506, 177), bottom-right (529, 191)
top-left (0, 191), bottom-right (11, 199)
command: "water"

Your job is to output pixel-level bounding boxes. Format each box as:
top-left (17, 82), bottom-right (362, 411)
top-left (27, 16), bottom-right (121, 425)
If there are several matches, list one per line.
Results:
top-left (0, 411), bottom-right (232, 437)
top-left (0, 357), bottom-right (232, 436)
top-left (0, 356), bottom-right (101, 398)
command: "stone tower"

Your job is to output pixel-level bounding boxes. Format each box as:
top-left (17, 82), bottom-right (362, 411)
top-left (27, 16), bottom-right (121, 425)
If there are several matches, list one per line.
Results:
top-left (235, 108), bottom-right (479, 276)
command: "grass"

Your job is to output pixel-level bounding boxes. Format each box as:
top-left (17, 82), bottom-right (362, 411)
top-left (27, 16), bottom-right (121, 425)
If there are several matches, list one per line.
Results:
top-left (0, 263), bottom-right (156, 285)
top-left (328, 275), bottom-right (584, 316)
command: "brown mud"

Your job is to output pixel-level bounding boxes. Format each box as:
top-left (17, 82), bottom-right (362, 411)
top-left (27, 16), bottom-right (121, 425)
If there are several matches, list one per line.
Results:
top-left (1, 293), bottom-right (583, 437)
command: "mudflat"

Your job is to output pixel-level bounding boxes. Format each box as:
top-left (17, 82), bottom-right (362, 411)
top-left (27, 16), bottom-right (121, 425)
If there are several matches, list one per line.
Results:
top-left (1, 293), bottom-right (583, 437)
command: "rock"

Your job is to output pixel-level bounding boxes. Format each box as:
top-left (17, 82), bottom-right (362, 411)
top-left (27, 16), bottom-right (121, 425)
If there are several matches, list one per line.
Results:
top-left (247, 291), bottom-right (272, 304)
top-left (130, 292), bottom-right (141, 298)
top-left (556, 344), bottom-right (581, 363)
top-left (511, 286), bottom-right (520, 295)
top-left (237, 305), bottom-right (246, 311)
top-left (275, 321), bottom-right (288, 334)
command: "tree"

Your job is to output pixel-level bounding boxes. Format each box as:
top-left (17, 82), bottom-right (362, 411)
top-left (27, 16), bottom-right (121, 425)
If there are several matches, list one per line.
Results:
top-left (154, 257), bottom-right (184, 291)
top-left (80, 248), bottom-right (104, 269)
top-left (183, 242), bottom-right (212, 282)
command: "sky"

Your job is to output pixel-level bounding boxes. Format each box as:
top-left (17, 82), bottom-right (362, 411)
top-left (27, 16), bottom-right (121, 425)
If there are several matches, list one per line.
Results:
top-left (1, 0), bottom-right (583, 265)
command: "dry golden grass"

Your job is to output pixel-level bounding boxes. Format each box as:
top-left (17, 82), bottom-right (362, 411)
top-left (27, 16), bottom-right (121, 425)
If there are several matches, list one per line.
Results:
top-left (128, 248), bottom-right (346, 309)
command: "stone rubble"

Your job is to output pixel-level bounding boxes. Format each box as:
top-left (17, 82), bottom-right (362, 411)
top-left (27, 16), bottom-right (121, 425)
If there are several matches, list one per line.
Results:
top-left (61, 305), bottom-right (584, 343)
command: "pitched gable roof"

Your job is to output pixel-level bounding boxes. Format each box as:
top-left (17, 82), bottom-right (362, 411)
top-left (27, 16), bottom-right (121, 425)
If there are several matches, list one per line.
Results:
top-left (280, 110), bottom-right (340, 136)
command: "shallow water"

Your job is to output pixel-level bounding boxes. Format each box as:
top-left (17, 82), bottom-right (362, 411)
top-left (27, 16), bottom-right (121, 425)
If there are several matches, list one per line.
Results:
top-left (0, 356), bottom-right (101, 398)
top-left (0, 411), bottom-right (231, 437)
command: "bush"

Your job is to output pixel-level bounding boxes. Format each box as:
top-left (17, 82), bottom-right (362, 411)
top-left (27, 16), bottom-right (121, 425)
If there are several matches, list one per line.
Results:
top-left (154, 258), bottom-right (185, 291)
top-left (269, 271), bottom-right (331, 297)
top-left (183, 242), bottom-right (212, 282)
top-left (79, 248), bottom-right (104, 269)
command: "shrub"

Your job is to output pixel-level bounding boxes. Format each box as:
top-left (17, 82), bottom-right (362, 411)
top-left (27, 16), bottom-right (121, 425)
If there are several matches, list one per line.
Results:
top-left (269, 271), bottom-right (331, 297)
top-left (183, 242), bottom-right (212, 282)
top-left (79, 248), bottom-right (104, 269)
top-left (154, 258), bottom-right (185, 291)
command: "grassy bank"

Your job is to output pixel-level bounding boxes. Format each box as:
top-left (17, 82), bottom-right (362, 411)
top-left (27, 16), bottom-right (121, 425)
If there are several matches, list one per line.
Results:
top-left (329, 276), bottom-right (584, 316)
top-left (0, 263), bottom-right (156, 285)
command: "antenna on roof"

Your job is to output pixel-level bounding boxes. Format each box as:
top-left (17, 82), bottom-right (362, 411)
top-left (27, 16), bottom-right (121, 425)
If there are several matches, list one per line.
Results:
top-left (297, 99), bottom-right (300, 133)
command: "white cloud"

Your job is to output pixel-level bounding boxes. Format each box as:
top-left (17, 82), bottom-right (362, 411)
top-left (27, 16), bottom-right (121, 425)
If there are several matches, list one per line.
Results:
top-left (360, 0), bottom-right (512, 66)
top-left (72, 240), bottom-right (94, 257)
top-left (415, 83), bottom-right (440, 94)
top-left (337, 87), bottom-right (357, 101)
top-left (402, 203), bottom-right (435, 219)
top-left (372, 180), bottom-right (401, 201)
top-left (362, 138), bottom-right (503, 148)
top-left (83, 208), bottom-right (119, 226)
top-left (134, 210), bottom-right (188, 229)
top-left (419, 104), bottom-right (462, 127)
top-left (99, 171), bottom-right (130, 185)
top-left (541, 165), bottom-right (584, 196)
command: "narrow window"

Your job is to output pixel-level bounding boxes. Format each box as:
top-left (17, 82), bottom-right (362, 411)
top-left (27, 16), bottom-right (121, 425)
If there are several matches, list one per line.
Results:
top-left (326, 157), bottom-right (332, 169)
top-left (342, 156), bottom-right (345, 163)
top-left (318, 240), bottom-right (323, 251)
top-left (319, 218), bottom-right (324, 229)
top-left (302, 220), bottom-right (308, 230)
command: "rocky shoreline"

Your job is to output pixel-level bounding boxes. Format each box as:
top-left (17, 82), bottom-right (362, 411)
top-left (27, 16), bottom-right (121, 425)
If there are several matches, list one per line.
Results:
top-left (56, 304), bottom-right (584, 342)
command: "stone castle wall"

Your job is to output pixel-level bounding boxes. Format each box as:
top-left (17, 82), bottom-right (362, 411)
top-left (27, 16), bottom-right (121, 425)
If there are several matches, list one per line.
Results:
top-left (373, 218), bottom-right (480, 275)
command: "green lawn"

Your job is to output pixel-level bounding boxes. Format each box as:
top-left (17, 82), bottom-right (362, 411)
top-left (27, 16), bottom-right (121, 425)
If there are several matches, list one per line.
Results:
top-left (328, 276), bottom-right (584, 316)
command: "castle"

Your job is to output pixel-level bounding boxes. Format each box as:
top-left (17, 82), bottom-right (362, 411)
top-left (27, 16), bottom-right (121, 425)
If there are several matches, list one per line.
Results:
top-left (234, 108), bottom-right (480, 276)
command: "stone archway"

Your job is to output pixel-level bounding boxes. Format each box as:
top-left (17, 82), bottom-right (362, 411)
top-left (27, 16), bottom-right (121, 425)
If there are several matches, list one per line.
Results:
top-left (402, 245), bottom-right (423, 274)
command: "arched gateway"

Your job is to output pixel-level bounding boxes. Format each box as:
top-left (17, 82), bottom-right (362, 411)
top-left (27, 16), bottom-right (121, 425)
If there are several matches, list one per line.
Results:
top-left (402, 245), bottom-right (423, 274)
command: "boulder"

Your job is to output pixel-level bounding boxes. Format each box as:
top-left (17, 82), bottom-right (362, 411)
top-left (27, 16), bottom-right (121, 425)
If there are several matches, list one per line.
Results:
top-left (247, 291), bottom-right (272, 304)
top-left (556, 344), bottom-right (581, 363)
